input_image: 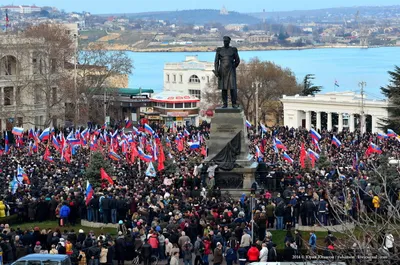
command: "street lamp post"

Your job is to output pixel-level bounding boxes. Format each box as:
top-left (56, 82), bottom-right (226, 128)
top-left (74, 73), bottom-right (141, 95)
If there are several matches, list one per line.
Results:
top-left (74, 34), bottom-right (78, 127)
top-left (254, 81), bottom-right (260, 129)
top-left (359, 81), bottom-right (366, 133)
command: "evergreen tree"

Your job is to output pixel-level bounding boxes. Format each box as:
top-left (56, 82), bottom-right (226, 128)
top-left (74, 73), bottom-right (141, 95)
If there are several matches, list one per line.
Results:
top-left (85, 152), bottom-right (113, 188)
top-left (302, 74), bottom-right (322, 96)
top-left (317, 151), bottom-right (332, 169)
top-left (379, 65), bottom-right (400, 132)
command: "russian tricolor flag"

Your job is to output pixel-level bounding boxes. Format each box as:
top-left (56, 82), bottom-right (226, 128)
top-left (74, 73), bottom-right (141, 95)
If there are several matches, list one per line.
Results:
top-left (260, 123), bottom-right (267, 133)
top-left (377, 132), bottom-right (388, 139)
top-left (52, 135), bottom-right (61, 150)
top-left (307, 149), bottom-right (320, 160)
top-left (283, 152), bottom-right (293, 163)
top-left (369, 143), bottom-right (382, 154)
top-left (310, 128), bottom-right (321, 141)
top-left (189, 141), bottom-right (200, 149)
top-left (275, 138), bottom-right (287, 150)
top-left (81, 128), bottom-right (89, 139)
top-left (144, 124), bottom-right (155, 135)
top-left (387, 129), bottom-right (397, 137)
top-left (39, 127), bottom-right (50, 141)
top-left (255, 145), bottom-right (263, 160)
top-left (125, 118), bottom-right (132, 128)
top-left (331, 135), bottom-right (342, 147)
top-left (5, 132), bottom-right (9, 154)
top-left (138, 147), bottom-right (153, 162)
top-left (12, 127), bottom-right (24, 136)
top-left (245, 120), bottom-right (251, 128)
top-left (85, 180), bottom-right (94, 205)
top-left (109, 151), bottom-right (122, 161)
top-left (184, 129), bottom-right (190, 137)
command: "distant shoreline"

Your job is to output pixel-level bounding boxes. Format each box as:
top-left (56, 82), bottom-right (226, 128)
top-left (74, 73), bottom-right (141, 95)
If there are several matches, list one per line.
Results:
top-left (94, 43), bottom-right (399, 53)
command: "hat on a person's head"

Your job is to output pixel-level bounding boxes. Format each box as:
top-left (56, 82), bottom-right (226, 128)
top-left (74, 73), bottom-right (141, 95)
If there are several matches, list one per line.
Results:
top-left (79, 229), bottom-right (84, 233)
top-left (118, 231), bottom-right (123, 235)
top-left (119, 220), bottom-right (123, 225)
top-left (36, 241), bottom-right (41, 245)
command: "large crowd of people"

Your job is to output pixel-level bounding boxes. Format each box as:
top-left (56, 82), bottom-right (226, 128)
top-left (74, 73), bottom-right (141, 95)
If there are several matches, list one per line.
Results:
top-left (0, 122), bottom-right (399, 263)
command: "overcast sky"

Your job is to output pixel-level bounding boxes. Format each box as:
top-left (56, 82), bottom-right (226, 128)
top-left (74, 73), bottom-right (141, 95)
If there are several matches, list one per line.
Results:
top-left (7, 0), bottom-right (399, 14)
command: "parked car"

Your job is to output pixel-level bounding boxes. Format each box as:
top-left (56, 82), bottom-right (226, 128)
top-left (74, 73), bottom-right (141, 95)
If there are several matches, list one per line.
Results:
top-left (12, 254), bottom-right (71, 265)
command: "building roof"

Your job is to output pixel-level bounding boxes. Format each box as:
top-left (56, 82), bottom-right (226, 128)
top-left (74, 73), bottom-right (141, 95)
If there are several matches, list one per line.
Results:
top-left (151, 91), bottom-right (200, 103)
top-left (281, 91), bottom-right (387, 106)
top-left (117, 88), bottom-right (154, 96)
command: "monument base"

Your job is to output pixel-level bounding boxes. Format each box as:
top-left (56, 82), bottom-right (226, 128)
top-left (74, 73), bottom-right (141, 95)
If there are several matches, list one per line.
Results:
top-left (205, 107), bottom-right (257, 193)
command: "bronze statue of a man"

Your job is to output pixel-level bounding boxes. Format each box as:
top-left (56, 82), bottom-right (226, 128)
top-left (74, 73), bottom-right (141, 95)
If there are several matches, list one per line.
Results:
top-left (213, 36), bottom-right (240, 108)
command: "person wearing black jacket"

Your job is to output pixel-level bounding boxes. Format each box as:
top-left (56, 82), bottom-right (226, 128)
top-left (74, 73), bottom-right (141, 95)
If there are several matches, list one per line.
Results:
top-left (87, 243), bottom-right (101, 265)
top-left (305, 197), bottom-right (316, 226)
top-left (110, 196), bottom-right (117, 224)
top-left (101, 195), bottom-right (111, 224)
top-left (107, 241), bottom-right (115, 265)
top-left (295, 230), bottom-right (303, 252)
top-left (115, 232), bottom-right (126, 265)
top-left (267, 243), bottom-right (277, 262)
top-left (141, 241), bottom-right (152, 265)
top-left (90, 196), bottom-right (100, 223)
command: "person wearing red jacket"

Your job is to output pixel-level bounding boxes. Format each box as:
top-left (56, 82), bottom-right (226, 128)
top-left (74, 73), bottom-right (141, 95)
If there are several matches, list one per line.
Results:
top-left (148, 232), bottom-right (159, 257)
top-left (247, 244), bottom-right (260, 262)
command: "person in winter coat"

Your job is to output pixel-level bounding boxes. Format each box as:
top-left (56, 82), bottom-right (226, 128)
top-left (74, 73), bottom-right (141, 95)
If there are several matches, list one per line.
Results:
top-left (267, 243), bottom-right (277, 262)
top-left (170, 252), bottom-right (179, 265)
top-left (34, 241), bottom-right (43, 253)
top-left (77, 230), bottom-right (86, 245)
top-left (106, 241), bottom-right (115, 265)
top-left (247, 244), bottom-right (260, 262)
top-left (202, 237), bottom-right (211, 265)
top-left (141, 241), bottom-right (152, 265)
top-left (182, 241), bottom-right (193, 265)
top-left (194, 235), bottom-right (204, 265)
top-left (225, 246), bottom-right (237, 265)
top-left (237, 247), bottom-right (247, 265)
top-left (50, 244), bottom-right (58, 254)
top-left (148, 232), bottom-right (159, 257)
top-left (158, 231), bottom-right (166, 260)
top-left (213, 242), bottom-right (223, 265)
top-left (294, 230), bottom-right (303, 250)
top-left (87, 242), bottom-right (100, 265)
top-left (115, 232), bottom-right (126, 265)
top-left (259, 243), bottom-right (269, 262)
top-left (309, 232), bottom-right (317, 254)
top-left (59, 202), bottom-right (71, 227)
top-left (99, 244), bottom-right (108, 265)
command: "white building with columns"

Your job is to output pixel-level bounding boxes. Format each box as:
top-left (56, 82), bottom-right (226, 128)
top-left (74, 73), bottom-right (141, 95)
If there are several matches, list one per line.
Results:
top-left (164, 55), bottom-right (214, 107)
top-left (281, 91), bottom-right (388, 133)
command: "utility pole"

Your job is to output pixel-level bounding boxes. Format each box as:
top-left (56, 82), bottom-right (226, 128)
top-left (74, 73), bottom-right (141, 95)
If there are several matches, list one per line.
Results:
top-left (359, 81), bottom-right (366, 134)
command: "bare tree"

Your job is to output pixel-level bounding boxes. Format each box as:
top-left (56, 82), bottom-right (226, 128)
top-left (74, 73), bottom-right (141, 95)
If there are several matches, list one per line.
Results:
top-left (322, 156), bottom-right (400, 264)
top-left (75, 43), bottom-right (134, 125)
top-left (23, 23), bottom-right (76, 127)
top-left (203, 57), bottom-right (301, 123)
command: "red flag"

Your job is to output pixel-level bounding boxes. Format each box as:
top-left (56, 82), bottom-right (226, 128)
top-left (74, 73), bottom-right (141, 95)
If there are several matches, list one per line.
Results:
top-left (158, 143), bottom-right (165, 164)
top-left (177, 139), bottom-right (184, 152)
top-left (158, 161), bottom-right (165, 171)
top-left (201, 146), bottom-right (207, 157)
top-left (100, 168), bottom-right (114, 185)
top-left (64, 145), bottom-right (71, 163)
top-left (44, 146), bottom-right (54, 163)
top-left (131, 142), bottom-right (139, 160)
top-left (300, 142), bottom-right (306, 169)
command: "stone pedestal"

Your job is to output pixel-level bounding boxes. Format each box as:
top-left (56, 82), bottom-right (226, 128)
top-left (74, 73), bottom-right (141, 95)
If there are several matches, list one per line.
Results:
top-left (205, 108), bottom-right (251, 167)
top-left (205, 108), bottom-right (256, 194)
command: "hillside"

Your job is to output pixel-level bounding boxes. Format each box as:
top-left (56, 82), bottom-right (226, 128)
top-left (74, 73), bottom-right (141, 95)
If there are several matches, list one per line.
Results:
top-left (99, 9), bottom-right (261, 25)
top-left (249, 5), bottom-right (400, 20)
